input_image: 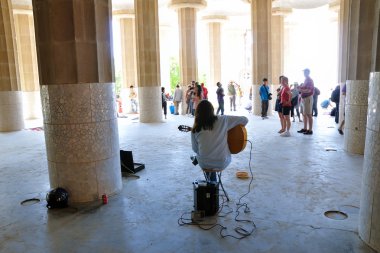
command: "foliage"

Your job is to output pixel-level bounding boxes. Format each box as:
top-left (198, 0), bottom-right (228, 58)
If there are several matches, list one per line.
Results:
top-left (170, 57), bottom-right (180, 93)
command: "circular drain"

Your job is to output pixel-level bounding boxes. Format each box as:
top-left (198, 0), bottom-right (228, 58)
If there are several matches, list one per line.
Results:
top-left (324, 210), bottom-right (348, 220)
top-left (20, 198), bottom-right (40, 206)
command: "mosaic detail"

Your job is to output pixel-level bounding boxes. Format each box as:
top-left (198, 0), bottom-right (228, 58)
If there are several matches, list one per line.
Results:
top-left (367, 73), bottom-right (380, 132)
top-left (44, 121), bottom-right (114, 163)
top-left (360, 72), bottom-right (380, 249)
top-left (95, 154), bottom-right (122, 196)
top-left (361, 128), bottom-right (380, 248)
top-left (344, 80), bottom-right (369, 155)
top-left (138, 86), bottom-right (163, 123)
top-left (90, 83), bottom-right (117, 122)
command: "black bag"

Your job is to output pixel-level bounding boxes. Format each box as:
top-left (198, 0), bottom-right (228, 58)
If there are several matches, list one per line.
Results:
top-left (331, 89), bottom-right (340, 103)
top-left (46, 187), bottom-right (69, 209)
top-left (330, 107), bottom-right (336, 116)
top-left (268, 93), bottom-right (272, 100)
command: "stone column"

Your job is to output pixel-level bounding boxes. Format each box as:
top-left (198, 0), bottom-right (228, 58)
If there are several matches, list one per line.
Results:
top-left (32, 0), bottom-right (121, 203)
top-left (114, 10), bottom-right (138, 113)
top-left (170, 0), bottom-right (206, 114)
top-left (250, 0), bottom-right (272, 116)
top-left (0, 0), bottom-right (24, 131)
top-left (342, 0), bottom-right (377, 155)
top-left (160, 25), bottom-right (172, 93)
top-left (13, 6), bottom-right (41, 120)
top-left (202, 15), bottom-right (226, 90)
top-left (134, 0), bottom-right (162, 122)
top-left (359, 72), bottom-right (380, 251)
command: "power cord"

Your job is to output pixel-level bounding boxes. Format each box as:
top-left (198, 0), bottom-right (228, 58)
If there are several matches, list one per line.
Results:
top-left (178, 139), bottom-right (256, 239)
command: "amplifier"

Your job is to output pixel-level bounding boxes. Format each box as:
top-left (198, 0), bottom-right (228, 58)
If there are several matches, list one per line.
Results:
top-left (193, 180), bottom-right (219, 216)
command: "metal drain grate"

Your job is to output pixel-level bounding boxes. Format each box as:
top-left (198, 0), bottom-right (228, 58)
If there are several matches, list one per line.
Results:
top-left (324, 210), bottom-right (348, 220)
top-left (20, 198), bottom-right (40, 206)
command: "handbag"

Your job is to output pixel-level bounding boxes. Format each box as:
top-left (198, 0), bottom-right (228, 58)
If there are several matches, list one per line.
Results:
top-left (264, 86), bottom-right (272, 100)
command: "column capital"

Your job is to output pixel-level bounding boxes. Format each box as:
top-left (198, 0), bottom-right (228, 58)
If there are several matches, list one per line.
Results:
top-left (202, 15), bottom-right (228, 23)
top-left (13, 5), bottom-right (33, 15)
top-left (272, 7), bottom-right (292, 16)
top-left (112, 9), bottom-right (135, 19)
top-left (169, 0), bottom-right (207, 10)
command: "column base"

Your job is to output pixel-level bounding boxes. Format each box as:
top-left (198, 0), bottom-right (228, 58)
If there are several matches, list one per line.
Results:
top-left (41, 83), bottom-right (122, 203)
top-left (0, 91), bottom-right (24, 131)
top-left (359, 72), bottom-right (380, 252)
top-left (343, 80), bottom-right (368, 155)
top-left (138, 86), bottom-right (163, 123)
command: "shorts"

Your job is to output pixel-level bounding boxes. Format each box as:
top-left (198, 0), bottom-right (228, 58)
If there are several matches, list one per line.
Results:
top-left (282, 106), bottom-right (291, 116)
top-left (302, 96), bottom-right (313, 115)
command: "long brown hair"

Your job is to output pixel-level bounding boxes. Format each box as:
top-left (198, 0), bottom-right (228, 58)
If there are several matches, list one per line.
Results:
top-left (192, 100), bottom-right (218, 133)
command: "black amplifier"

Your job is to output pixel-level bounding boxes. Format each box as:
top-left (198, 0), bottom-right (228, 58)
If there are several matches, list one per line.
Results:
top-left (193, 180), bottom-right (219, 216)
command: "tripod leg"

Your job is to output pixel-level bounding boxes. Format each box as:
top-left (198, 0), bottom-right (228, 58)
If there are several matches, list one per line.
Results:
top-left (218, 172), bottom-right (229, 202)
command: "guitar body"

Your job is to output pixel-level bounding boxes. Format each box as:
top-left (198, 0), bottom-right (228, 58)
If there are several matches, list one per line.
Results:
top-left (178, 124), bottom-right (247, 154)
top-left (227, 125), bottom-right (247, 154)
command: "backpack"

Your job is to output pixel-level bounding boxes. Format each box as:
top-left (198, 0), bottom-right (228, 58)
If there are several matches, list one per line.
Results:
top-left (331, 88), bottom-right (340, 103)
top-left (46, 187), bottom-right (69, 209)
top-left (314, 87), bottom-right (320, 96)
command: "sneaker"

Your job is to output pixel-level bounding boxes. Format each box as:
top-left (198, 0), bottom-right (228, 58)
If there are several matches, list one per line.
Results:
top-left (280, 131), bottom-right (291, 137)
top-left (303, 130), bottom-right (313, 135)
top-left (278, 129), bottom-right (285, 134)
top-left (297, 129), bottom-right (306, 133)
top-left (338, 129), bottom-right (344, 135)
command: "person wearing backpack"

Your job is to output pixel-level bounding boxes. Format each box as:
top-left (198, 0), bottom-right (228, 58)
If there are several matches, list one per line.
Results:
top-left (331, 85), bottom-right (340, 123)
top-left (313, 87), bottom-right (320, 117)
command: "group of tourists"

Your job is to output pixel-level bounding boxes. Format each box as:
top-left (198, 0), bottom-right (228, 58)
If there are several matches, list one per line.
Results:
top-left (259, 68), bottom-right (317, 137)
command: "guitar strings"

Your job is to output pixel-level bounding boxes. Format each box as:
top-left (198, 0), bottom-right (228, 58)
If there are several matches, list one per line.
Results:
top-left (178, 139), bottom-right (257, 240)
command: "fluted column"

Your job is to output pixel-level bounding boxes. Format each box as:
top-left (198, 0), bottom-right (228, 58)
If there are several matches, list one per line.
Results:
top-left (250, 0), bottom-right (272, 116)
top-left (342, 0), bottom-right (377, 155)
top-left (203, 15), bottom-right (226, 90)
top-left (134, 0), bottom-right (162, 122)
top-left (359, 72), bottom-right (380, 252)
top-left (114, 10), bottom-right (138, 113)
top-left (0, 0), bottom-right (24, 131)
top-left (170, 0), bottom-right (206, 114)
top-left (160, 25), bottom-right (172, 92)
top-left (32, 0), bottom-right (121, 203)
top-left (13, 6), bottom-right (41, 120)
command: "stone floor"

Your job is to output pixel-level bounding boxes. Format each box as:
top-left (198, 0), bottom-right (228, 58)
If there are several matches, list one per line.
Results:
top-left (0, 107), bottom-right (377, 253)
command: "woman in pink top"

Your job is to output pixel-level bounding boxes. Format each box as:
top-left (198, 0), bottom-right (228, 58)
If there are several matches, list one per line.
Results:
top-left (280, 76), bottom-right (292, 137)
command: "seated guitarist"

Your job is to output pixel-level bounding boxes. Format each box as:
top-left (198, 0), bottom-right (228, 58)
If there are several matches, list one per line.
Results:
top-left (191, 100), bottom-right (248, 182)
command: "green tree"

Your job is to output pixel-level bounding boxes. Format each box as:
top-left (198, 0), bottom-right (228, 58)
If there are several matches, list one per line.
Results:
top-left (169, 57), bottom-right (180, 93)
top-left (115, 70), bottom-right (122, 96)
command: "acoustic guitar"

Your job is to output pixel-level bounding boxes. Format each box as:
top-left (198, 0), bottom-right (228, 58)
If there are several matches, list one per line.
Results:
top-left (178, 124), bottom-right (247, 154)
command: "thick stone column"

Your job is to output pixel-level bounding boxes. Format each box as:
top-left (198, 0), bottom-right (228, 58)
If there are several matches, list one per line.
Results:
top-left (0, 0), bottom-right (24, 131)
top-left (32, 0), bottom-right (121, 203)
top-left (202, 15), bottom-right (226, 90)
top-left (359, 72), bottom-right (380, 251)
top-left (170, 0), bottom-right (206, 114)
top-left (159, 25), bottom-right (172, 92)
top-left (250, 0), bottom-right (272, 116)
top-left (13, 7), bottom-right (41, 120)
top-left (342, 0), bottom-right (377, 154)
top-left (134, 0), bottom-right (162, 122)
top-left (114, 10), bottom-right (138, 113)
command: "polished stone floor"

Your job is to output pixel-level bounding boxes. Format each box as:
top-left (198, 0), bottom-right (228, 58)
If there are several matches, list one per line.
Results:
top-left (0, 107), bottom-right (377, 253)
